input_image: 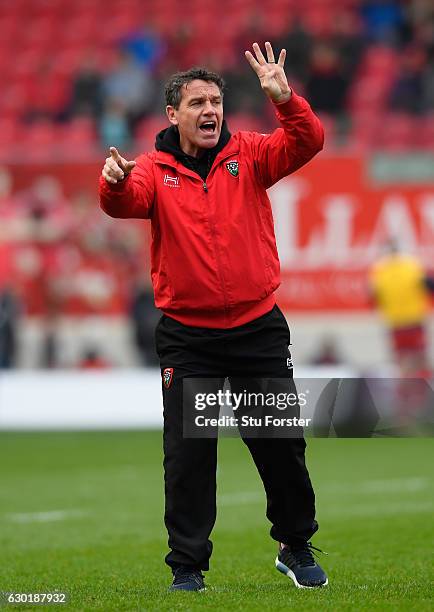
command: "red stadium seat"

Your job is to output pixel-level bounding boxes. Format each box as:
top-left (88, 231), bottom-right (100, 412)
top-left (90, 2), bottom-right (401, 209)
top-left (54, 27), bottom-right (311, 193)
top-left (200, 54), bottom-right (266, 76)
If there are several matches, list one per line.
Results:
top-left (135, 115), bottom-right (169, 151)
top-left (376, 114), bottom-right (418, 151)
top-left (361, 45), bottom-right (399, 76)
top-left (31, 77), bottom-right (71, 116)
top-left (317, 114), bottom-right (336, 149)
top-left (347, 74), bottom-right (391, 113)
top-left (23, 17), bottom-right (58, 49)
top-left (51, 48), bottom-right (84, 77)
top-left (20, 121), bottom-right (59, 162)
top-left (226, 113), bottom-right (267, 134)
top-left (0, 122), bottom-right (22, 160)
top-left (0, 0), bottom-right (425, 159)
top-left (415, 115), bottom-right (434, 151)
top-left (0, 15), bottom-right (20, 44)
top-left (348, 110), bottom-right (382, 152)
top-left (0, 83), bottom-right (30, 119)
top-left (303, 7), bottom-right (335, 36)
top-left (60, 118), bottom-right (97, 157)
top-left (263, 8), bottom-right (295, 37)
top-left (25, 121), bottom-right (58, 145)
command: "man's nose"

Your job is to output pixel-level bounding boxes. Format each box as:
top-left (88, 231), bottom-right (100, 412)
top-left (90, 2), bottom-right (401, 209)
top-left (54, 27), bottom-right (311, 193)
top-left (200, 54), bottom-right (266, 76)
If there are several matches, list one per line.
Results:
top-left (203, 100), bottom-right (215, 114)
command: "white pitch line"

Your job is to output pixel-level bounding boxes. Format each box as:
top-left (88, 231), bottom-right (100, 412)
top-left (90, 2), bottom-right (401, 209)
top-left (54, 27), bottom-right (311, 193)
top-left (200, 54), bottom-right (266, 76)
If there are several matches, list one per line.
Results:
top-left (5, 509), bottom-right (87, 523)
top-left (219, 477), bottom-right (431, 507)
top-left (219, 491), bottom-right (263, 506)
top-left (328, 477), bottom-right (429, 494)
top-left (326, 500), bottom-right (434, 518)
top-left (360, 477), bottom-right (428, 493)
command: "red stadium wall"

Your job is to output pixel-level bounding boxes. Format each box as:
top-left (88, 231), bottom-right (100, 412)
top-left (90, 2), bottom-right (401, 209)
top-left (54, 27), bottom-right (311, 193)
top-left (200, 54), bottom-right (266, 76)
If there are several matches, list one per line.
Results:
top-left (272, 155), bottom-right (434, 310)
top-left (5, 155), bottom-right (434, 314)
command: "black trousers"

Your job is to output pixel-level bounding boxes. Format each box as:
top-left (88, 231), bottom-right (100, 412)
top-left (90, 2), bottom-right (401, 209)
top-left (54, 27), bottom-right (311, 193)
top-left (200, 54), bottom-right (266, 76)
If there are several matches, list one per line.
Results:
top-left (155, 305), bottom-right (318, 571)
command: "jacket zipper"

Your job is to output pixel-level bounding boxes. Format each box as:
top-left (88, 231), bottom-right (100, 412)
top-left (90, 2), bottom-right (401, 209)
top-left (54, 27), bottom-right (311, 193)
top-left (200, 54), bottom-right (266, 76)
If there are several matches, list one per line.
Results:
top-left (155, 158), bottom-right (235, 322)
top-left (202, 179), bottom-right (230, 320)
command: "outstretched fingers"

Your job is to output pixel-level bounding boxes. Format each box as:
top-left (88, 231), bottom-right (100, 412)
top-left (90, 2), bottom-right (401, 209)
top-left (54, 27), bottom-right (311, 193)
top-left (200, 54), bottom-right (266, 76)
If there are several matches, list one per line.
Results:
top-left (102, 147), bottom-right (136, 184)
top-left (245, 42), bottom-right (286, 72)
top-left (110, 146), bottom-right (121, 161)
top-left (265, 41), bottom-right (275, 63)
top-left (278, 48), bottom-right (286, 67)
top-left (245, 49), bottom-right (261, 73)
top-left (252, 42), bottom-right (267, 65)
top-left (244, 41), bottom-right (290, 103)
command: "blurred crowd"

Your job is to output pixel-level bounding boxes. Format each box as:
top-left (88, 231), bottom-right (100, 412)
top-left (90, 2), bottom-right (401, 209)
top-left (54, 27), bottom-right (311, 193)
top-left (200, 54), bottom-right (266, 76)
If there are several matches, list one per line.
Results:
top-left (1, 0), bottom-right (434, 370)
top-left (0, 165), bottom-right (160, 368)
top-left (1, 0), bottom-right (434, 157)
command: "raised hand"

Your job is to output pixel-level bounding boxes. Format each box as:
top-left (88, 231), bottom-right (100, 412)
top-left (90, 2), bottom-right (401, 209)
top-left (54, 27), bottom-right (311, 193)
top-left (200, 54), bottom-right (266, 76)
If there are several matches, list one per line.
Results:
top-left (245, 42), bottom-right (292, 104)
top-left (102, 147), bottom-right (136, 184)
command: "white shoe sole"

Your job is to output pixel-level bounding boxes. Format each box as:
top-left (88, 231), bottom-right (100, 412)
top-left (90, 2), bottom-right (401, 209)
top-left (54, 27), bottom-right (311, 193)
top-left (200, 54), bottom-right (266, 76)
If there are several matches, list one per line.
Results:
top-left (275, 557), bottom-right (329, 589)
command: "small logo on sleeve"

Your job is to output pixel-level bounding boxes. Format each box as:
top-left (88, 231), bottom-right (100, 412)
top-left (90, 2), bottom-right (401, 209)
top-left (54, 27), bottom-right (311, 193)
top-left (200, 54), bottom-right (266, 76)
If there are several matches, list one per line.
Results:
top-left (163, 367), bottom-right (174, 388)
top-left (226, 160), bottom-right (239, 177)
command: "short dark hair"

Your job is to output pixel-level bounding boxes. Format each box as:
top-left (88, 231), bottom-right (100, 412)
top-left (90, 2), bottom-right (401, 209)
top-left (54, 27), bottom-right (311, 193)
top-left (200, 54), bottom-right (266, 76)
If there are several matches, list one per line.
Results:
top-left (164, 67), bottom-right (225, 109)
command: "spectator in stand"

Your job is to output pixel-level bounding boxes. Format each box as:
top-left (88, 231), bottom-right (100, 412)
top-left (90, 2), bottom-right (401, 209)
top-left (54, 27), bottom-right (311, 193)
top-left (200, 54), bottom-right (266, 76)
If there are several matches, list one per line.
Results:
top-left (273, 19), bottom-right (313, 84)
top-left (305, 44), bottom-right (348, 115)
top-left (361, 0), bottom-right (404, 45)
top-left (129, 276), bottom-right (160, 367)
top-left (120, 23), bottom-right (166, 72)
top-left (100, 100), bottom-right (132, 151)
top-left (78, 347), bottom-right (111, 369)
top-left (14, 176), bottom-right (72, 365)
top-left (422, 62), bottom-right (434, 112)
top-left (330, 11), bottom-right (365, 80)
top-left (0, 287), bottom-right (19, 369)
top-left (68, 189), bottom-right (101, 235)
top-left (414, 16), bottom-right (434, 111)
top-left (39, 314), bottom-right (59, 369)
top-left (0, 168), bottom-right (19, 303)
top-left (221, 67), bottom-right (265, 116)
top-left (25, 59), bottom-right (68, 123)
top-left (69, 53), bottom-right (104, 120)
top-left (17, 176), bottom-right (73, 236)
top-left (0, 166), bottom-right (20, 234)
top-left (161, 24), bottom-right (199, 76)
top-left (310, 337), bottom-right (343, 367)
top-left (103, 50), bottom-right (155, 131)
top-left (389, 45), bottom-right (427, 114)
top-left (223, 13), bottom-right (270, 115)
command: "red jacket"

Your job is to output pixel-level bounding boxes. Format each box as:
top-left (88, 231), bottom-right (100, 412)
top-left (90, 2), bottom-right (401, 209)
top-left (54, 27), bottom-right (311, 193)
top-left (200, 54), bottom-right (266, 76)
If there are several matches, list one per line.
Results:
top-left (99, 93), bottom-right (324, 328)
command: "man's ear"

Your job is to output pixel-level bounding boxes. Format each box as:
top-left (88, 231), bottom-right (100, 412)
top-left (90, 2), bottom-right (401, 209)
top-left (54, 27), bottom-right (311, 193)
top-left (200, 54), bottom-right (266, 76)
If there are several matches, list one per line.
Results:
top-left (166, 106), bottom-right (178, 126)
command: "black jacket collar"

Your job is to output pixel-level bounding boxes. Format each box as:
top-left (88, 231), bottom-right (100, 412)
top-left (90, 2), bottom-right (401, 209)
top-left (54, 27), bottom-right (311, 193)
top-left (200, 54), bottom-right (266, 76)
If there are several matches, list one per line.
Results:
top-left (155, 121), bottom-right (231, 180)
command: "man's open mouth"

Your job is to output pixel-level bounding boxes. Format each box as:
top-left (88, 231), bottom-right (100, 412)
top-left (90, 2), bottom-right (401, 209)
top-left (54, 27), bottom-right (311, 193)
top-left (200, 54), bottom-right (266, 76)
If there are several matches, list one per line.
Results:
top-left (199, 121), bottom-right (217, 133)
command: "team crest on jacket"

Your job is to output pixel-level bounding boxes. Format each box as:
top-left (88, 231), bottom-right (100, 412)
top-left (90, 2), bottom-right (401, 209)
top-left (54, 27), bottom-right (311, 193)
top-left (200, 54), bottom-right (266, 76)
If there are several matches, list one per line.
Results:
top-left (226, 160), bottom-right (239, 177)
top-left (163, 367), bottom-right (174, 389)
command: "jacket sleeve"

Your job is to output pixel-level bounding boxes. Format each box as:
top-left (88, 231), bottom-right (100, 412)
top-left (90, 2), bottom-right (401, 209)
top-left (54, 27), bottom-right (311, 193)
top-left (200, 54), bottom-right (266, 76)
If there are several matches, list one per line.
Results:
top-left (99, 153), bottom-right (155, 219)
top-left (250, 91), bottom-right (324, 189)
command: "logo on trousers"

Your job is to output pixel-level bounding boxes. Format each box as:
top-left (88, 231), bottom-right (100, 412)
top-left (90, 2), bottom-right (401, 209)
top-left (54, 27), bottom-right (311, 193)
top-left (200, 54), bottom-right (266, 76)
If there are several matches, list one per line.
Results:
top-left (163, 368), bottom-right (174, 388)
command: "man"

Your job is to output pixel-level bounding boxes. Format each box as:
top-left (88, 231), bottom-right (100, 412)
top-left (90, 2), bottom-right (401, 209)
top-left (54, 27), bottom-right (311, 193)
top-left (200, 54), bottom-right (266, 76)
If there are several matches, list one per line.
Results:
top-left (100, 42), bottom-right (327, 591)
top-left (369, 239), bottom-right (434, 376)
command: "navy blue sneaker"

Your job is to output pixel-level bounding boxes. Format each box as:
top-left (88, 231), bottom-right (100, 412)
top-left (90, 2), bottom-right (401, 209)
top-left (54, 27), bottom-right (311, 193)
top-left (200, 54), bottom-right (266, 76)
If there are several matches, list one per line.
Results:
top-left (169, 567), bottom-right (206, 592)
top-left (275, 542), bottom-right (328, 588)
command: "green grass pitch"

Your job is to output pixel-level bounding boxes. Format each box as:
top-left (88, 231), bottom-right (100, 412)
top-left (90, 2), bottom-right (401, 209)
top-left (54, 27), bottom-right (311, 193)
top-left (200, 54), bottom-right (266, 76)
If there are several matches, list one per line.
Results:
top-left (0, 431), bottom-right (433, 611)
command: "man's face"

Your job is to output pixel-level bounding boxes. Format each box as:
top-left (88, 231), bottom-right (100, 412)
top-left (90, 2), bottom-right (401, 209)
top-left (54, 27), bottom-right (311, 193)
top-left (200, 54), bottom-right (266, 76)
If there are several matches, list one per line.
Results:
top-left (166, 80), bottom-right (223, 157)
